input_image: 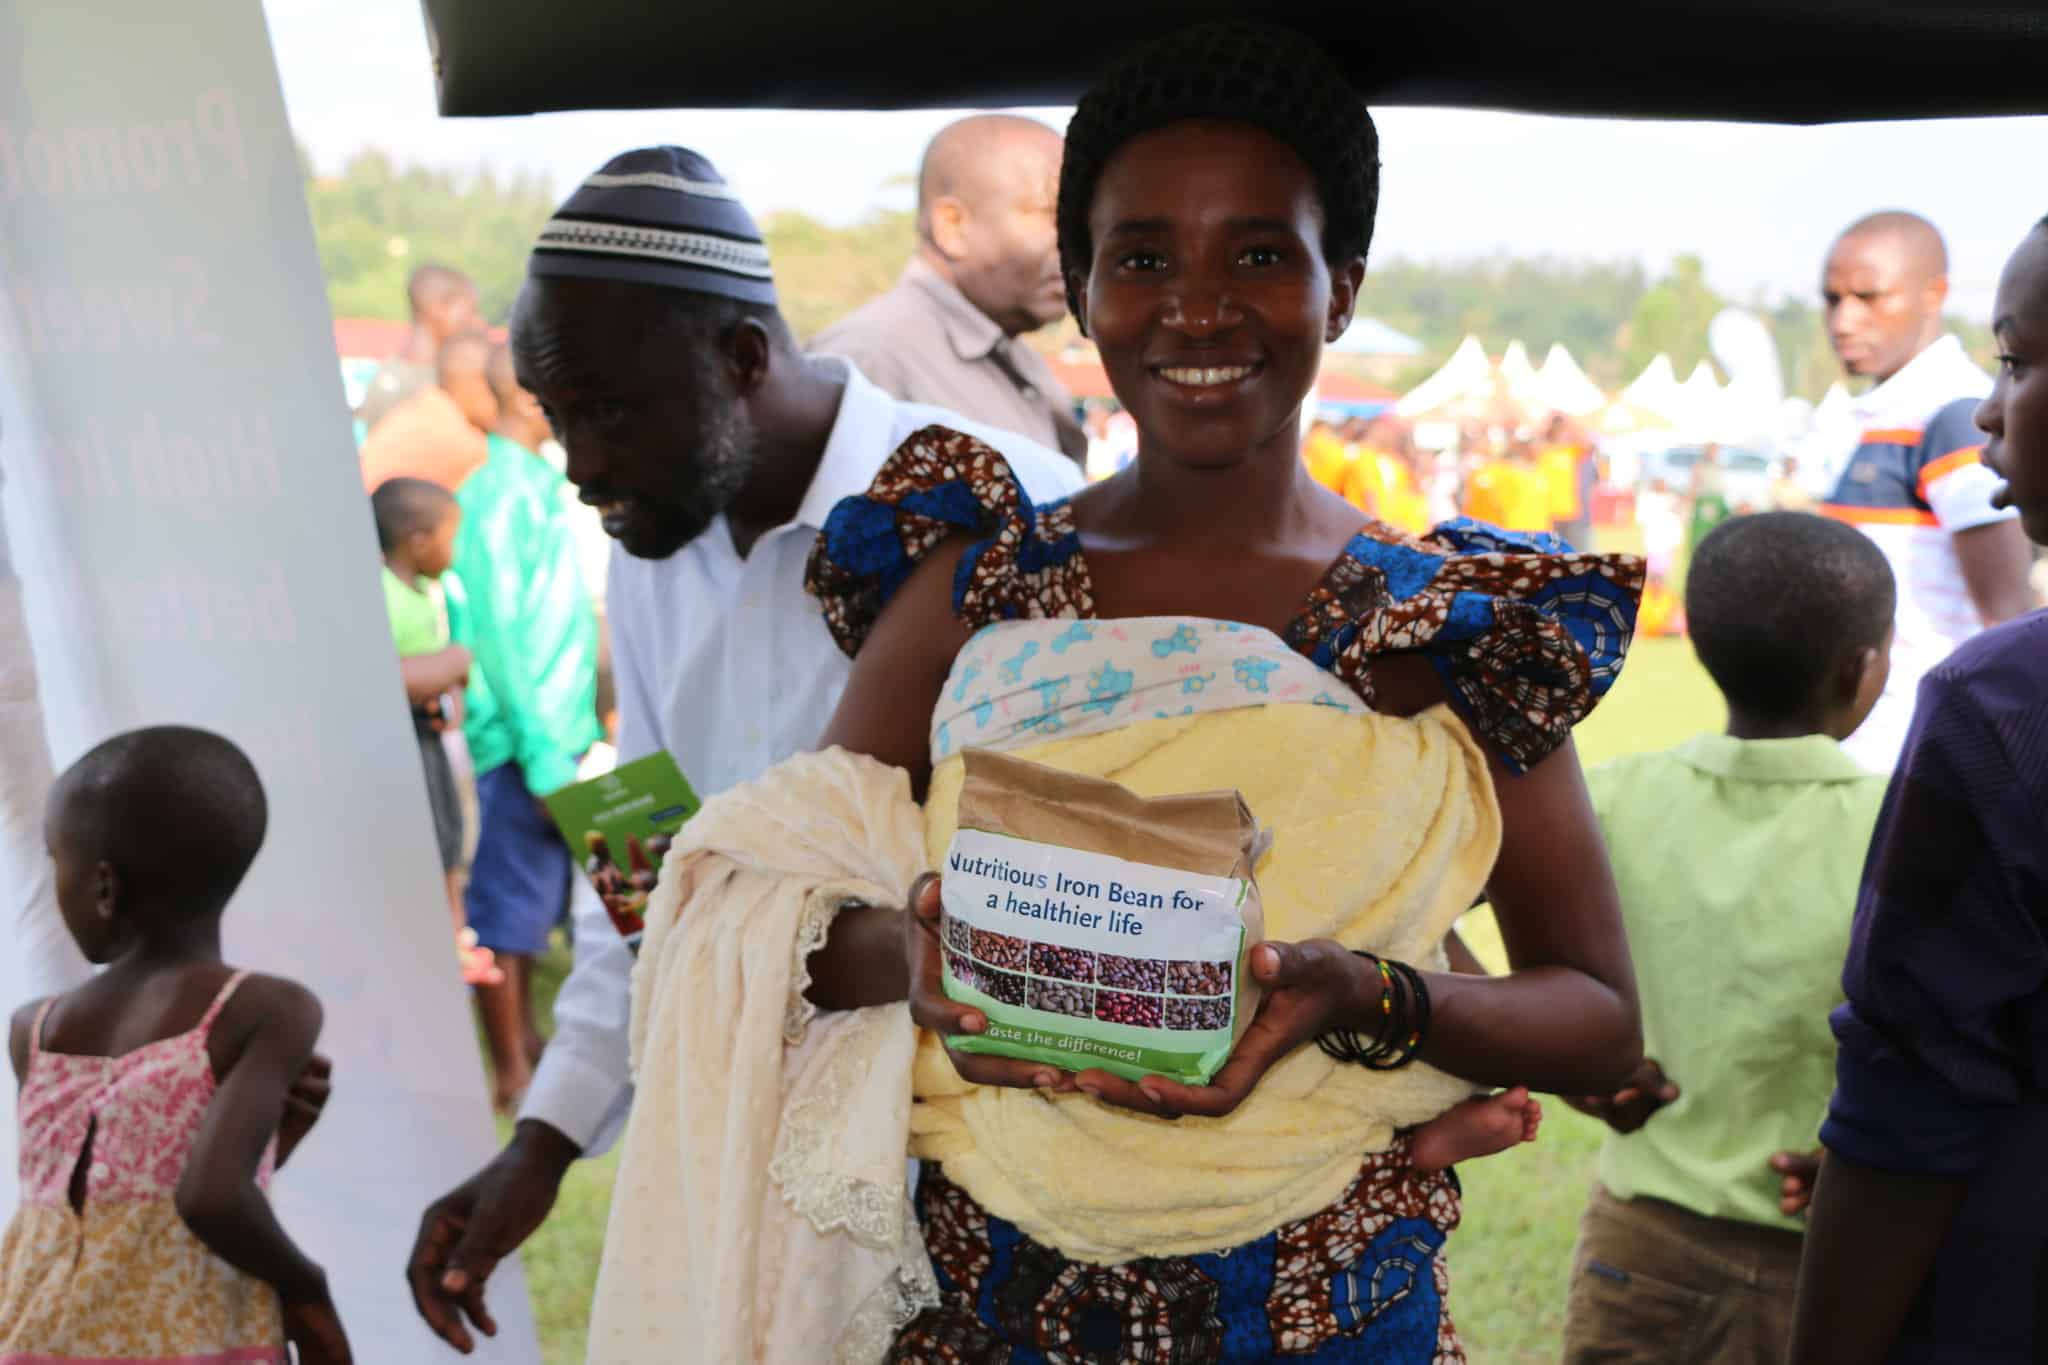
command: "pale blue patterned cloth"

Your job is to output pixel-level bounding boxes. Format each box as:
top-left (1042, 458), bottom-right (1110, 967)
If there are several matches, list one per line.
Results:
top-left (929, 616), bottom-right (1362, 764)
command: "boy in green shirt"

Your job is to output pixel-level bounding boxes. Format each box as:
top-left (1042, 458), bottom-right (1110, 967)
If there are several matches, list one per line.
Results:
top-left (373, 478), bottom-right (497, 988)
top-left (1560, 511), bottom-right (1897, 1365)
top-left (447, 346), bottom-right (600, 1112)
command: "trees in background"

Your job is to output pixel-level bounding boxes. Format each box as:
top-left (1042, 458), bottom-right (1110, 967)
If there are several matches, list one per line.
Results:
top-left (1365, 256), bottom-right (1650, 391)
top-left (303, 146), bottom-right (555, 326)
top-left (757, 208), bottom-right (916, 343)
top-left (302, 148), bottom-right (1985, 401)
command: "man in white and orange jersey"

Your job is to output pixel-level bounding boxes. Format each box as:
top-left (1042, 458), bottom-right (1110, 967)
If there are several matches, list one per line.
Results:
top-left (1818, 211), bottom-right (2033, 770)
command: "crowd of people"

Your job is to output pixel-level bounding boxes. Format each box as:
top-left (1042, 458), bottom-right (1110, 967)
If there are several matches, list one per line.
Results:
top-left (4, 18), bottom-right (2046, 1365)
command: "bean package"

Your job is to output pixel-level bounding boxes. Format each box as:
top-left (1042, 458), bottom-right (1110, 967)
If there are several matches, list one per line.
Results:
top-left (938, 749), bottom-right (1267, 1086)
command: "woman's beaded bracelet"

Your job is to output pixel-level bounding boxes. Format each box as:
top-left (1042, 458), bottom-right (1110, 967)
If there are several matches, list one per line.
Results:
top-left (1314, 951), bottom-right (1431, 1070)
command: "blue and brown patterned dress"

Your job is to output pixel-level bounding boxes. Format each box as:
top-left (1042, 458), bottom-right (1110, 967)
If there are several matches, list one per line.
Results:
top-left (807, 427), bottom-right (1644, 1364)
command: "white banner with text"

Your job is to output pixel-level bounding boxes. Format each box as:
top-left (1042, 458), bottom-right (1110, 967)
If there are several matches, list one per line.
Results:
top-left (0, 3), bottom-right (539, 1358)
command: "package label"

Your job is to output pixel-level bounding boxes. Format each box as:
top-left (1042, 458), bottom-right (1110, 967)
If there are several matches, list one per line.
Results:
top-left (939, 826), bottom-right (1250, 1084)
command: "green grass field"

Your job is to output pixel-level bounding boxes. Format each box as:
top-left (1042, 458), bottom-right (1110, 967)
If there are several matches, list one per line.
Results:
top-left (511, 605), bottom-right (1723, 1364)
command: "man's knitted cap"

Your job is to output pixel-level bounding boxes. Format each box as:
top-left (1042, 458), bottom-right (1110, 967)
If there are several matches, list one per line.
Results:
top-left (528, 146), bottom-right (776, 305)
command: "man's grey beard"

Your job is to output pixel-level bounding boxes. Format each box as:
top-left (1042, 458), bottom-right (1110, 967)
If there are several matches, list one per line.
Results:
top-left (655, 401), bottom-right (758, 552)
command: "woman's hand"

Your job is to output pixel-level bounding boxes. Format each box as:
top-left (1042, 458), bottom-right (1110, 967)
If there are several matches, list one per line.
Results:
top-left (911, 875), bottom-right (1077, 1094)
top-left (1072, 939), bottom-right (1369, 1120)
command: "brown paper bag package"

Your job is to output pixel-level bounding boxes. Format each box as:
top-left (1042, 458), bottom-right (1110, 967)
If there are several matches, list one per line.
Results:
top-left (939, 748), bottom-right (1267, 1085)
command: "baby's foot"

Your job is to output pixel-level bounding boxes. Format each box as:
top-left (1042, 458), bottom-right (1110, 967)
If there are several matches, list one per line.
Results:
top-left (1410, 1086), bottom-right (1542, 1174)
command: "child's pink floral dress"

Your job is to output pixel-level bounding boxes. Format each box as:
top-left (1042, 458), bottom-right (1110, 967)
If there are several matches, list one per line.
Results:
top-left (0, 972), bottom-right (285, 1363)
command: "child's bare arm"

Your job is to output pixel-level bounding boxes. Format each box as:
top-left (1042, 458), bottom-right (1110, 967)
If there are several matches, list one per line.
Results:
top-left (176, 975), bottom-right (331, 1306)
top-left (9, 1000), bottom-right (42, 1088)
top-left (1790, 1151), bottom-right (1964, 1363)
top-left (399, 645), bottom-right (472, 706)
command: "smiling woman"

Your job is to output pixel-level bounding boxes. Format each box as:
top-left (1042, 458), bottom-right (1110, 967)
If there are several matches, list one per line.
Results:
top-left (757, 20), bottom-right (1648, 1364)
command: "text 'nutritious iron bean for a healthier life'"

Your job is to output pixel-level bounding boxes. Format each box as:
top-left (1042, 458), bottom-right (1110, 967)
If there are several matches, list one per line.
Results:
top-left (938, 749), bottom-right (1267, 1085)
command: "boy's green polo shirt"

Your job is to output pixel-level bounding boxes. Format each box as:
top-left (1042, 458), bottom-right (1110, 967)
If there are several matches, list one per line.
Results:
top-left (1588, 734), bottom-right (1885, 1230)
top-left (381, 565), bottom-right (446, 657)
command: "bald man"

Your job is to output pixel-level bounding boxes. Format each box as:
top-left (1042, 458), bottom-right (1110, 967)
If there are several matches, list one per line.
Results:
top-left (1816, 211), bottom-right (2033, 770)
top-left (358, 331), bottom-right (496, 493)
top-left (356, 264), bottom-right (484, 430)
top-left (811, 114), bottom-right (1086, 462)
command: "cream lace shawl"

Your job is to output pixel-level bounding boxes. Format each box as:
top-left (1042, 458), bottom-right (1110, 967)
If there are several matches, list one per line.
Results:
top-left (585, 749), bottom-right (937, 1365)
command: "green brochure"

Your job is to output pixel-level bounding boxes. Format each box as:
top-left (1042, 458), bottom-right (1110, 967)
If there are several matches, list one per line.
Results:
top-left (543, 751), bottom-right (701, 951)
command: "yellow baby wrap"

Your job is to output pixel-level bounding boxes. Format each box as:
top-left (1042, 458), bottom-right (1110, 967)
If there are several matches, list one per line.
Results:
top-left (910, 618), bottom-right (1502, 1263)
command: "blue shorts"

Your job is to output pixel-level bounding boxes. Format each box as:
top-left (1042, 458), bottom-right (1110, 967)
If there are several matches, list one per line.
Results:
top-left (464, 762), bottom-right (570, 956)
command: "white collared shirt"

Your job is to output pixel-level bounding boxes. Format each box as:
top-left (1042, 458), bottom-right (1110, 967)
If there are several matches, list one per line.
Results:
top-left (1812, 335), bottom-right (2016, 771)
top-left (521, 361), bottom-right (1082, 1154)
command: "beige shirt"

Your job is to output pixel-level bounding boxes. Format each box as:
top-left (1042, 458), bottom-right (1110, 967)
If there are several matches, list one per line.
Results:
top-left (811, 258), bottom-right (1085, 464)
top-left (357, 386), bottom-right (488, 493)
top-left (354, 357), bottom-right (435, 431)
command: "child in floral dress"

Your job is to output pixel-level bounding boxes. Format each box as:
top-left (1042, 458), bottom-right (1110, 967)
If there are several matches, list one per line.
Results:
top-left (0, 727), bottom-right (347, 1364)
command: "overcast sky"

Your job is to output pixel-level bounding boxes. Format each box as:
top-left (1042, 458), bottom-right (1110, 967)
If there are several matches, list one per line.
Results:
top-left (262, 0), bottom-right (2047, 320)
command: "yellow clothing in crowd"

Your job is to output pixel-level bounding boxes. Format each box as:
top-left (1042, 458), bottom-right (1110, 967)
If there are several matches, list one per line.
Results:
top-left (1350, 451), bottom-right (1431, 536)
top-left (1466, 459), bottom-right (1554, 534)
top-left (1303, 427), bottom-right (1354, 493)
top-left (1339, 447), bottom-right (1384, 514)
top-left (1307, 431), bottom-right (1430, 537)
top-left (1538, 443), bottom-right (1585, 522)
top-left (1639, 578), bottom-right (1684, 637)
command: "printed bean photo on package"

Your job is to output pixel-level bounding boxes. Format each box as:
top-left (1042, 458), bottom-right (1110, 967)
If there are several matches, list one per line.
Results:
top-left (1030, 978), bottom-right (1096, 1019)
top-left (1095, 989), bottom-right (1164, 1028)
top-left (1097, 952), bottom-right (1168, 994)
top-left (1030, 942), bottom-right (1097, 983)
top-left (982, 967), bottom-right (1029, 1007)
top-left (943, 913), bottom-right (974, 955)
top-left (1165, 996), bottom-right (1232, 1032)
top-left (971, 928), bottom-right (1031, 973)
top-left (1167, 960), bottom-right (1233, 997)
top-left (944, 949), bottom-right (983, 994)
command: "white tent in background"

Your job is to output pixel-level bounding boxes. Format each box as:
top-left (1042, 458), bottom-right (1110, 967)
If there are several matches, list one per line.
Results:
top-left (1535, 343), bottom-right (1608, 416)
top-left (1594, 353), bottom-right (1685, 438)
top-left (1707, 308), bottom-right (1786, 443)
top-left (1327, 316), bottom-right (1425, 357)
top-left (1395, 335), bottom-right (1493, 418)
top-left (1497, 340), bottom-right (1546, 410)
top-left (1621, 354), bottom-right (1685, 421)
top-left (1678, 360), bottom-right (1727, 432)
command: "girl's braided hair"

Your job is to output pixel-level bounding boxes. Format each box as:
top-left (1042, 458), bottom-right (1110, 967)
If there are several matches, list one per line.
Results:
top-left (1057, 22), bottom-right (1382, 321)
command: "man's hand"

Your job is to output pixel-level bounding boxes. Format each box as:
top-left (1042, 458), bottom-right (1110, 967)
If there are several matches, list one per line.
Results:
top-left (1567, 1056), bottom-right (1679, 1134)
top-left (407, 1121), bottom-right (580, 1353)
top-left (1771, 1148), bottom-right (1821, 1216)
top-left (276, 1053), bottom-right (332, 1171)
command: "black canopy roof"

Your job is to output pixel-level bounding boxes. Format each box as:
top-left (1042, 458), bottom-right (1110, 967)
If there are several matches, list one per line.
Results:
top-left (420, 0), bottom-right (2047, 124)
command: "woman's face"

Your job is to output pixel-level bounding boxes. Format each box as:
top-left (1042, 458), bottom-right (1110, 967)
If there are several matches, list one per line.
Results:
top-left (1076, 120), bottom-right (1362, 470)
